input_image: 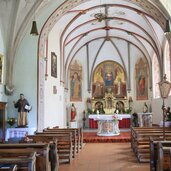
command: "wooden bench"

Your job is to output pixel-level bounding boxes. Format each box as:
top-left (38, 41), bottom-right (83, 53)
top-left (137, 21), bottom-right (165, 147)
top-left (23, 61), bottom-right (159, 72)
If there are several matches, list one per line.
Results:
top-left (131, 127), bottom-right (171, 162)
top-left (0, 143), bottom-right (58, 171)
top-left (28, 133), bottom-right (72, 164)
top-left (48, 127), bottom-right (83, 150)
top-left (0, 151), bottom-right (36, 171)
top-left (150, 137), bottom-right (171, 171)
top-left (0, 164), bottom-right (17, 171)
top-left (42, 129), bottom-right (77, 158)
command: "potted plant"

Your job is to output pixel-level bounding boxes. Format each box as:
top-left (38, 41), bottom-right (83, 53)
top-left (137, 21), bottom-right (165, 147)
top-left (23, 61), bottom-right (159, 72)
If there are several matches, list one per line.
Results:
top-left (7, 118), bottom-right (17, 128)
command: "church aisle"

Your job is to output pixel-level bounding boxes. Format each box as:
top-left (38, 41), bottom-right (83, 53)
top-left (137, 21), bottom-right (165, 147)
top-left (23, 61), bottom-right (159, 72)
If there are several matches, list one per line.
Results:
top-left (59, 143), bottom-right (149, 171)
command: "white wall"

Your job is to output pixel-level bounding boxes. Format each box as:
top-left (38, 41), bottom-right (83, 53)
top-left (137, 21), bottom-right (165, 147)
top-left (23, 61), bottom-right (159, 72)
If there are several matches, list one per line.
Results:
top-left (7, 34), bottom-right (37, 128)
top-left (152, 96), bottom-right (171, 125)
top-left (44, 23), bottom-right (66, 128)
top-left (0, 27), bottom-right (8, 111)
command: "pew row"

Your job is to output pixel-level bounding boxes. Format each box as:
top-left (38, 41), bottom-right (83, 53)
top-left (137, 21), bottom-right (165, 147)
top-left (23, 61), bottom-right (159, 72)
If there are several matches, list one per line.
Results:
top-left (150, 137), bottom-right (171, 171)
top-left (42, 129), bottom-right (77, 158)
top-left (0, 151), bottom-right (36, 171)
top-left (131, 127), bottom-right (171, 162)
top-left (0, 143), bottom-right (58, 171)
top-left (27, 133), bottom-right (72, 164)
top-left (45, 127), bottom-right (83, 150)
top-left (0, 164), bottom-right (17, 171)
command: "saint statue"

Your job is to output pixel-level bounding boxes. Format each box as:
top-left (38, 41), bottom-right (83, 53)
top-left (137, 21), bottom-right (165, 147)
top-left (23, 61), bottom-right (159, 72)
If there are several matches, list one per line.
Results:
top-left (71, 103), bottom-right (76, 121)
top-left (143, 102), bottom-right (148, 113)
top-left (13, 93), bottom-right (31, 127)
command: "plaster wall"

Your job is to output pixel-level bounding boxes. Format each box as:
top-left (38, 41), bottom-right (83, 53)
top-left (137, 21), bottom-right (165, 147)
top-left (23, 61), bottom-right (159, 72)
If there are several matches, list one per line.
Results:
top-left (0, 27), bottom-right (7, 102)
top-left (64, 37), bottom-right (150, 124)
top-left (152, 96), bottom-right (171, 125)
top-left (44, 24), bottom-right (66, 128)
top-left (7, 35), bottom-right (37, 128)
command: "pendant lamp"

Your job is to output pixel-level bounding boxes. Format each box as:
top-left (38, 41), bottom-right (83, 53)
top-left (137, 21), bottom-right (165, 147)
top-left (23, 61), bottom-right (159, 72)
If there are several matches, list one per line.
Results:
top-left (164, 20), bottom-right (171, 35)
top-left (30, 20), bottom-right (39, 36)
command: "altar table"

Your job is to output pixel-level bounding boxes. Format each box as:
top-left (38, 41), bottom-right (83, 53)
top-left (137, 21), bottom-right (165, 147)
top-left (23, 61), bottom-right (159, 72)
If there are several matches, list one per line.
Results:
top-left (89, 114), bottom-right (130, 136)
top-left (89, 114), bottom-right (131, 129)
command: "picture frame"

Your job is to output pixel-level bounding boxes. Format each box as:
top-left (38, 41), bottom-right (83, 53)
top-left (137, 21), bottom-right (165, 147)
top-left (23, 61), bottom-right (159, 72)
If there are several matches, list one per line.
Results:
top-left (51, 52), bottom-right (57, 78)
top-left (136, 58), bottom-right (148, 100)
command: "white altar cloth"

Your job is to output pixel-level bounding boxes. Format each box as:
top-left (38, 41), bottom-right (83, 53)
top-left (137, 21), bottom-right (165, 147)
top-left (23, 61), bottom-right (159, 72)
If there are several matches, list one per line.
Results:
top-left (89, 114), bottom-right (131, 120)
top-left (89, 114), bottom-right (131, 136)
top-left (5, 128), bottom-right (36, 141)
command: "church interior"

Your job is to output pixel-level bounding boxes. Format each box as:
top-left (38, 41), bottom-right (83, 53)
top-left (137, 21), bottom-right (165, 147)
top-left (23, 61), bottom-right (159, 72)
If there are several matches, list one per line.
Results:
top-left (0, 0), bottom-right (171, 170)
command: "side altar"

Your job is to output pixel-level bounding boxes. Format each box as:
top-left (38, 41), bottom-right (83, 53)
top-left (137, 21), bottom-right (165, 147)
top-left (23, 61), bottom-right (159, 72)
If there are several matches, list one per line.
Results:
top-left (89, 114), bottom-right (130, 136)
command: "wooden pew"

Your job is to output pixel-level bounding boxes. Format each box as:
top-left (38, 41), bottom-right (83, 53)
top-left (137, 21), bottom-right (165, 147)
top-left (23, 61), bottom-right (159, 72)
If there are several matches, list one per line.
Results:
top-left (43, 128), bottom-right (77, 156)
top-left (27, 133), bottom-right (72, 164)
top-left (0, 164), bottom-right (17, 171)
top-left (49, 127), bottom-right (83, 150)
top-left (131, 127), bottom-right (171, 162)
top-left (51, 127), bottom-right (83, 150)
top-left (149, 137), bottom-right (171, 171)
top-left (157, 142), bottom-right (171, 171)
top-left (0, 143), bottom-right (57, 171)
top-left (0, 151), bottom-right (36, 171)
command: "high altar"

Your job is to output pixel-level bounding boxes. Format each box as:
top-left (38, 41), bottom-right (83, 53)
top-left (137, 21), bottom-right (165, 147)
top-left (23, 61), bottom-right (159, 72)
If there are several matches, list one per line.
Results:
top-left (89, 114), bottom-right (130, 136)
top-left (88, 61), bottom-right (132, 130)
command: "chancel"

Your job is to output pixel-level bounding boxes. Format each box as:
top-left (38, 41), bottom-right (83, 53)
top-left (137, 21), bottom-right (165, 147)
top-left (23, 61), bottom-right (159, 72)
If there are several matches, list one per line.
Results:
top-left (0, 0), bottom-right (171, 170)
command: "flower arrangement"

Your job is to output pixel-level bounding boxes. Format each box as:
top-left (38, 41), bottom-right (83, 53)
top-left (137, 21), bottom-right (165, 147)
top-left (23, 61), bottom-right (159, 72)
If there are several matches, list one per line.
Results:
top-left (112, 114), bottom-right (119, 123)
top-left (7, 117), bottom-right (17, 127)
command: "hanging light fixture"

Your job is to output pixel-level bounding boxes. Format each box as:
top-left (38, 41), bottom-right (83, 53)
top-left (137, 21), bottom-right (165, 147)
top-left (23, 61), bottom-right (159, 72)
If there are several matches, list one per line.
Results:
top-left (164, 19), bottom-right (171, 35)
top-left (158, 74), bottom-right (171, 140)
top-left (30, 3), bottom-right (39, 36)
top-left (30, 21), bottom-right (39, 36)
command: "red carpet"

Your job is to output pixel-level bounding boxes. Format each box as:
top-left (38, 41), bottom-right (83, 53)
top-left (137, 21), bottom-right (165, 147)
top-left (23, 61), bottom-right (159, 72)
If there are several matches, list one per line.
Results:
top-left (83, 131), bottom-right (131, 143)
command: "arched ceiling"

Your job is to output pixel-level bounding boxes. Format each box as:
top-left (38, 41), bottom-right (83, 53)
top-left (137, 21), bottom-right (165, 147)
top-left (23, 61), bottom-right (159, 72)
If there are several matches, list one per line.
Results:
top-left (0, 0), bottom-right (170, 90)
top-left (48, 0), bottom-right (169, 82)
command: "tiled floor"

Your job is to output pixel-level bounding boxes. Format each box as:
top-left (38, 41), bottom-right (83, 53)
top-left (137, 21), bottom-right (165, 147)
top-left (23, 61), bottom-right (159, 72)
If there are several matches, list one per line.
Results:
top-left (59, 143), bottom-right (150, 171)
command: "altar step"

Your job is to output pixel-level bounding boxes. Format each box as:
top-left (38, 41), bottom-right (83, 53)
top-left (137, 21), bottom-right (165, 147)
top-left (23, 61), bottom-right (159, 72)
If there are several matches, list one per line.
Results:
top-left (83, 131), bottom-right (131, 143)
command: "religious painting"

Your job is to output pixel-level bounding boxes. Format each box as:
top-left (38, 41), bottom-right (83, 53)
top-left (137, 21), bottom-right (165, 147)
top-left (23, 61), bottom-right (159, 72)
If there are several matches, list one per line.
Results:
top-left (51, 52), bottom-right (57, 78)
top-left (70, 60), bottom-right (82, 101)
top-left (92, 61), bottom-right (126, 99)
top-left (0, 54), bottom-right (3, 84)
top-left (136, 58), bottom-right (148, 100)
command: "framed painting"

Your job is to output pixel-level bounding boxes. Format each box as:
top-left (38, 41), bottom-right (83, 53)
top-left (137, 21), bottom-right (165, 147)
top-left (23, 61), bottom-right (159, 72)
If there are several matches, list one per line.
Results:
top-left (136, 58), bottom-right (148, 100)
top-left (51, 52), bottom-right (57, 78)
top-left (70, 60), bottom-right (82, 101)
top-left (0, 54), bottom-right (3, 84)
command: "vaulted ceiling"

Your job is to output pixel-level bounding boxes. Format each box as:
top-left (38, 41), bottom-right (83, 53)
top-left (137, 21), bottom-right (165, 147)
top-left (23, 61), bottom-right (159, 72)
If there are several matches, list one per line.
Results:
top-left (0, 0), bottom-right (170, 88)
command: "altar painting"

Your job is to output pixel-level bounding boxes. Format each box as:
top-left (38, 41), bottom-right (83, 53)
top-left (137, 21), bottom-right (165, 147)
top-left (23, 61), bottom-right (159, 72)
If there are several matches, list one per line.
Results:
top-left (92, 61), bottom-right (126, 99)
top-left (136, 58), bottom-right (148, 100)
top-left (70, 60), bottom-right (82, 101)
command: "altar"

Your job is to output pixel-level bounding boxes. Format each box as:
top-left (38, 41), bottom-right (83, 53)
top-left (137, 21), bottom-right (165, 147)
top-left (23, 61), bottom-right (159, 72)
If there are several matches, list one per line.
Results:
top-left (89, 114), bottom-right (130, 136)
top-left (89, 114), bottom-right (131, 129)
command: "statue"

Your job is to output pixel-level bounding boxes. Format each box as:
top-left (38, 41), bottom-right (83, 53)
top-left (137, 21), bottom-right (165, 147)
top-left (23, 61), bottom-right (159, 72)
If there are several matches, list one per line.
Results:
top-left (143, 102), bottom-right (148, 113)
top-left (13, 93), bottom-right (31, 127)
top-left (71, 103), bottom-right (76, 121)
top-left (166, 107), bottom-right (171, 121)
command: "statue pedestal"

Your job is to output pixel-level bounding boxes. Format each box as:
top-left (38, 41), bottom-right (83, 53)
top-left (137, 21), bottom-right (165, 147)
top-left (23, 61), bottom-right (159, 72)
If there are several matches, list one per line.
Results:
top-left (69, 121), bottom-right (78, 128)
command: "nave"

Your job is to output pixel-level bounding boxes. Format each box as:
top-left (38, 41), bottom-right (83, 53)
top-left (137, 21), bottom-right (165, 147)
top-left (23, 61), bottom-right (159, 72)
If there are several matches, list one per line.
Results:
top-left (59, 143), bottom-right (149, 171)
